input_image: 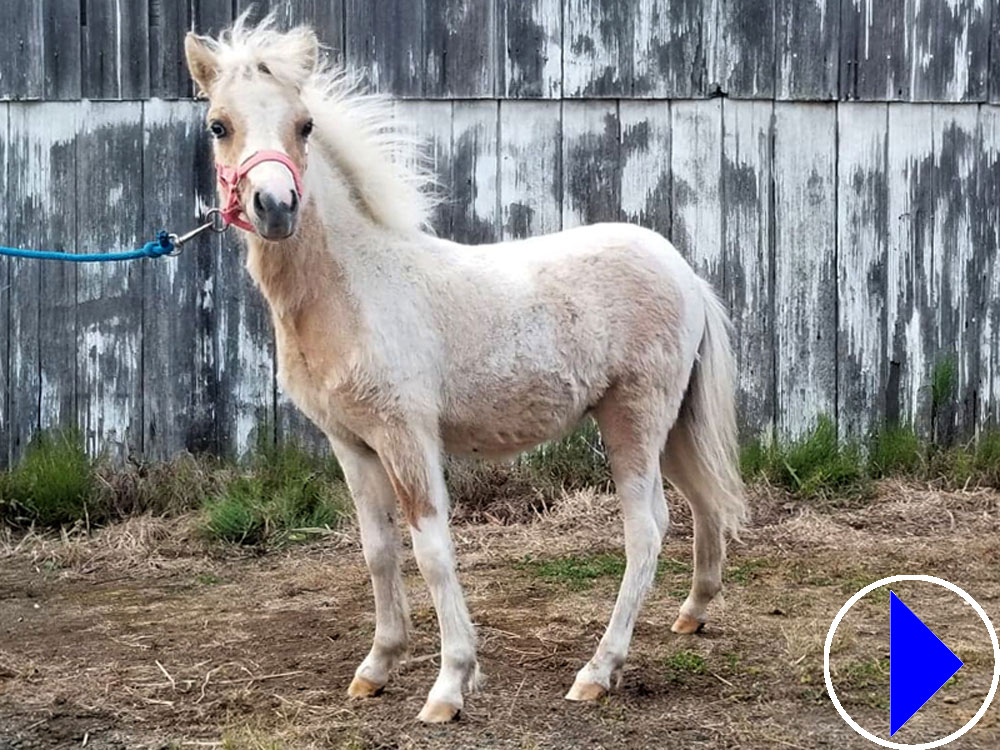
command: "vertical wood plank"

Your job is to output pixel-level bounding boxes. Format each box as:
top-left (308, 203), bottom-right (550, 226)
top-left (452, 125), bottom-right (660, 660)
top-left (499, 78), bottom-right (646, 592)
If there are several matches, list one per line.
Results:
top-left (0, 1), bottom-right (44, 99)
top-left (886, 104), bottom-right (935, 432)
top-left (498, 0), bottom-right (562, 98)
top-left (193, 0), bottom-right (234, 37)
top-left (776, 0), bottom-right (839, 100)
top-left (81, 0), bottom-right (150, 99)
top-left (150, 0), bottom-right (192, 99)
top-left (7, 104), bottom-right (79, 462)
top-left (839, 0), bottom-right (909, 101)
top-left (74, 104), bottom-right (144, 459)
top-left (143, 101), bottom-right (217, 459)
top-left (671, 100), bottom-right (723, 286)
top-left (562, 101), bottom-right (620, 228)
top-left (451, 101), bottom-right (500, 243)
top-left (424, 0), bottom-right (497, 97)
top-left (909, 0), bottom-right (989, 103)
top-left (932, 105), bottom-right (979, 438)
top-left (619, 100), bottom-right (671, 237)
top-left (214, 240), bottom-right (276, 459)
top-left (978, 105), bottom-right (1000, 427)
top-left (721, 99), bottom-right (774, 439)
top-left (773, 103), bottom-right (837, 437)
top-left (837, 103), bottom-right (888, 438)
top-left (44, 0), bottom-right (83, 99)
top-left (393, 100), bottom-right (453, 234)
top-left (563, 0), bottom-right (632, 97)
top-left (345, 0), bottom-right (425, 96)
top-left (499, 101), bottom-right (562, 239)
top-left (709, 0), bottom-right (775, 99)
top-left (266, 0), bottom-right (346, 61)
top-left (633, 0), bottom-right (707, 97)
top-left (0, 104), bottom-right (9, 466)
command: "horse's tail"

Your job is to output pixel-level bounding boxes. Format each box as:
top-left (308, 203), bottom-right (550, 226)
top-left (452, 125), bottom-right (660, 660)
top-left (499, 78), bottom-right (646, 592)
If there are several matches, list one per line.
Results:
top-left (663, 278), bottom-right (747, 540)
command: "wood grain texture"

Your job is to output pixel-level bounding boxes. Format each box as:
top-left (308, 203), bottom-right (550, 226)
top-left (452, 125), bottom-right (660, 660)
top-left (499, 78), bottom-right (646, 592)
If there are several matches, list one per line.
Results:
top-left (393, 99), bottom-right (453, 234)
top-left (709, 0), bottom-right (775, 99)
top-left (562, 100), bottom-right (620, 228)
top-left (978, 105), bottom-right (1000, 427)
top-left (886, 104), bottom-right (935, 433)
top-left (75, 103), bottom-right (144, 459)
top-left (142, 101), bottom-right (217, 459)
top-left (839, 0), bottom-right (909, 101)
top-left (425, 0), bottom-right (497, 97)
top-left (932, 105), bottom-right (979, 439)
top-left (81, 0), bottom-right (150, 99)
top-left (451, 101), bottom-right (500, 243)
top-left (498, 101), bottom-right (562, 239)
top-left (619, 100), bottom-right (671, 237)
top-left (773, 103), bottom-right (837, 438)
top-left (0, 104), bottom-right (9, 466)
top-left (498, 0), bottom-right (562, 98)
top-left (563, 0), bottom-right (632, 96)
top-left (0, 0), bottom-right (44, 100)
top-left (6, 104), bottom-right (79, 463)
top-left (776, 0), bottom-right (839, 100)
top-left (909, 0), bottom-right (989, 103)
top-left (721, 99), bottom-right (774, 439)
top-left (836, 103), bottom-right (888, 438)
top-left (149, 0), bottom-right (192, 99)
top-left (633, 0), bottom-right (706, 97)
top-left (192, 0), bottom-right (234, 37)
top-left (345, 0), bottom-right (425, 96)
top-left (671, 100), bottom-right (723, 287)
top-left (44, 0), bottom-right (83, 100)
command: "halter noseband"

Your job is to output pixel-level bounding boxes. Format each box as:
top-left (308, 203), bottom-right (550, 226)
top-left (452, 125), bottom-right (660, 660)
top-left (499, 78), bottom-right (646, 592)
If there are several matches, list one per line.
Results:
top-left (216, 150), bottom-right (304, 233)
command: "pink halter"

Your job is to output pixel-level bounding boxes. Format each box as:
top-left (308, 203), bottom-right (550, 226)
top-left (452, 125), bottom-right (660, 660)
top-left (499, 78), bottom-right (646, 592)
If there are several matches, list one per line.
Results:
top-left (216, 151), bottom-right (304, 232)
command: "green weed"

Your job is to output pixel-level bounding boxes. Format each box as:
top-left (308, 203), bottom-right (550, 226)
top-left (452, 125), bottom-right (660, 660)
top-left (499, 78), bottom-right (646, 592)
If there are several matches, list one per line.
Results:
top-left (0, 430), bottom-right (96, 527)
top-left (664, 650), bottom-right (707, 682)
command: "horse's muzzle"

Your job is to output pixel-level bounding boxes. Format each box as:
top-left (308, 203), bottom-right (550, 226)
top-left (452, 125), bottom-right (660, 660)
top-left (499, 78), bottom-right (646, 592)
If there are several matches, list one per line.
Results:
top-left (251, 188), bottom-right (300, 240)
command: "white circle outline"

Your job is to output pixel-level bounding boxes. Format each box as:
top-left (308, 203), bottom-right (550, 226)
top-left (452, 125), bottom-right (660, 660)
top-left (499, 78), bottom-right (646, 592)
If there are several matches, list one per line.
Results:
top-left (823, 574), bottom-right (1000, 749)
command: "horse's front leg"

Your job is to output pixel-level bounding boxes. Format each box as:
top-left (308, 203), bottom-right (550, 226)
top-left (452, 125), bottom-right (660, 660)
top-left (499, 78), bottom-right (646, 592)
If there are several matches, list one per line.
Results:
top-left (330, 436), bottom-right (410, 697)
top-left (377, 427), bottom-right (479, 723)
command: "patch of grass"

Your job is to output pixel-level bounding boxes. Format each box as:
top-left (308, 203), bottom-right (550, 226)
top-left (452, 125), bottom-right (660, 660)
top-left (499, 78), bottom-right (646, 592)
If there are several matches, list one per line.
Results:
top-left (524, 419), bottom-right (611, 492)
top-left (868, 424), bottom-right (923, 478)
top-left (516, 552), bottom-right (690, 591)
top-left (726, 558), bottom-right (771, 585)
top-left (0, 430), bottom-right (97, 527)
top-left (741, 416), bottom-right (869, 499)
top-left (200, 438), bottom-right (349, 546)
top-left (664, 650), bottom-right (706, 682)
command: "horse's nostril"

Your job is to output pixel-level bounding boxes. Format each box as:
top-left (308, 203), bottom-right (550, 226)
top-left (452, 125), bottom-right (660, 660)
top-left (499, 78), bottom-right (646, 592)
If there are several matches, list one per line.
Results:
top-left (289, 190), bottom-right (299, 212)
top-left (253, 191), bottom-right (266, 214)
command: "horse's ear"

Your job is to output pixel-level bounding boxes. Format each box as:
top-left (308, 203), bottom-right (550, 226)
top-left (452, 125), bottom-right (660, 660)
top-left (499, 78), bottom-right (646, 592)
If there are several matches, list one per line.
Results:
top-left (185, 33), bottom-right (220, 96)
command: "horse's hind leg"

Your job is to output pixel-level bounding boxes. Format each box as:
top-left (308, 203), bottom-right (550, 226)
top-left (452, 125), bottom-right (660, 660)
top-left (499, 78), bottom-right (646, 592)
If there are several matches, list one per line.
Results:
top-left (566, 394), bottom-right (672, 701)
top-left (662, 421), bottom-right (726, 634)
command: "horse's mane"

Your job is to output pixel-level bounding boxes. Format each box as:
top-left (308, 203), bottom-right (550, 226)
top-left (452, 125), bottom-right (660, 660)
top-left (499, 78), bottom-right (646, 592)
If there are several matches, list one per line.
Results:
top-left (207, 13), bottom-right (437, 235)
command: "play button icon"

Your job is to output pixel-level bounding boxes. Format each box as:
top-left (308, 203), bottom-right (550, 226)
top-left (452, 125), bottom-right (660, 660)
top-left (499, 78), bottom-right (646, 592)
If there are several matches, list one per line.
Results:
top-left (825, 575), bottom-right (1000, 748)
top-left (890, 591), bottom-right (963, 735)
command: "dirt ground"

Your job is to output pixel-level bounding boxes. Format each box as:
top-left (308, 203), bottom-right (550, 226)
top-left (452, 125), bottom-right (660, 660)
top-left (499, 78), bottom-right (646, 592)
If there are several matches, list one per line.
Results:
top-left (1, 482), bottom-right (999, 749)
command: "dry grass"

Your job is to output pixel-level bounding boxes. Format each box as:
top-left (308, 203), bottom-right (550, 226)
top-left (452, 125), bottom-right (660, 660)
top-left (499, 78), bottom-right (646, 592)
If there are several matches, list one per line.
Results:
top-left (1, 480), bottom-right (998, 749)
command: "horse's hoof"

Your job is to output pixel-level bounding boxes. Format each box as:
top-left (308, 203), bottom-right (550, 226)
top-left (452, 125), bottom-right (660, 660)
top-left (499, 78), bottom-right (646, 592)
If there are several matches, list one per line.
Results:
top-left (671, 613), bottom-right (705, 634)
top-left (417, 699), bottom-right (461, 723)
top-left (565, 680), bottom-right (607, 702)
top-left (347, 675), bottom-right (385, 698)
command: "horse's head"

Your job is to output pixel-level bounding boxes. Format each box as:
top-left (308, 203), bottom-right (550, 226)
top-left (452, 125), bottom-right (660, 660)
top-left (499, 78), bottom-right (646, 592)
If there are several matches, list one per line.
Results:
top-left (184, 25), bottom-right (318, 241)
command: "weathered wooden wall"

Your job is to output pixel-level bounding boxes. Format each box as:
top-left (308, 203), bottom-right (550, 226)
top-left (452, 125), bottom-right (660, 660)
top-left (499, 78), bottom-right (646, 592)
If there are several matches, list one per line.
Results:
top-left (0, 1), bottom-right (996, 463)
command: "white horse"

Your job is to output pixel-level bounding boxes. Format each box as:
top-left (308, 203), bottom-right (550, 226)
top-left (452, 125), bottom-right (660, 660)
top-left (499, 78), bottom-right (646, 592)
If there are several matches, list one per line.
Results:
top-left (185, 18), bottom-right (746, 723)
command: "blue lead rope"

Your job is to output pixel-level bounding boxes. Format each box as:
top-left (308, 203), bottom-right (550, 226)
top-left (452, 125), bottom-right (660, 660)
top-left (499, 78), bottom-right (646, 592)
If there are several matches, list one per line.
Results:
top-left (0, 230), bottom-right (176, 263)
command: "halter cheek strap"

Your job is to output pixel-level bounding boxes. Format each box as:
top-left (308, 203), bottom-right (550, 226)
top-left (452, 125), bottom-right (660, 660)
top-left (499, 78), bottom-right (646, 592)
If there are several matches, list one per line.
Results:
top-left (216, 150), bottom-right (305, 233)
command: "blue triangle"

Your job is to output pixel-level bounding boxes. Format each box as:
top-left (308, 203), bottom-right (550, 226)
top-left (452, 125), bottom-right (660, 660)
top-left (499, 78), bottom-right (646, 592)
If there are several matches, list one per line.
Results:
top-left (890, 591), bottom-right (963, 735)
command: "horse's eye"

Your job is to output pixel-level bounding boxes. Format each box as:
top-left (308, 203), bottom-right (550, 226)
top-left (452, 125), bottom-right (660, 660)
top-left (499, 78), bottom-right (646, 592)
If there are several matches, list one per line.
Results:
top-left (301, 119), bottom-right (314, 139)
top-left (209, 120), bottom-right (228, 139)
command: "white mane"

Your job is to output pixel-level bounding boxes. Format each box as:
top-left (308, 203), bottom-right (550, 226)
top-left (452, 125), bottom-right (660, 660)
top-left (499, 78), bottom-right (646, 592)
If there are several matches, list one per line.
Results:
top-left (205, 12), bottom-right (437, 235)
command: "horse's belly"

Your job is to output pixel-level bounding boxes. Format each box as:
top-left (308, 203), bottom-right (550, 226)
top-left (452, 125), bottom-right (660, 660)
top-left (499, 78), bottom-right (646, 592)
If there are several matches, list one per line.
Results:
top-left (439, 374), bottom-right (593, 458)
